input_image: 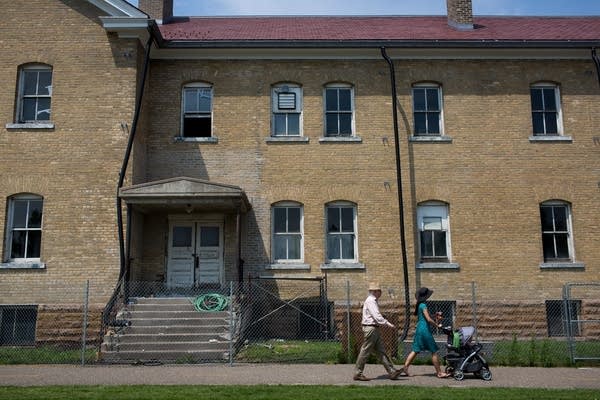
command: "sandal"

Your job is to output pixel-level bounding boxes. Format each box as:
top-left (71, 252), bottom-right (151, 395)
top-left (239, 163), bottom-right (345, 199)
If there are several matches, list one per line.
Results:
top-left (399, 368), bottom-right (412, 377)
top-left (437, 372), bottom-right (451, 378)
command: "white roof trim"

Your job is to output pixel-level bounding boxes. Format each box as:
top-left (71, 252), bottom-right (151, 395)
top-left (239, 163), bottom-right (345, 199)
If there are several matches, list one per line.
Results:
top-left (86, 0), bottom-right (148, 18)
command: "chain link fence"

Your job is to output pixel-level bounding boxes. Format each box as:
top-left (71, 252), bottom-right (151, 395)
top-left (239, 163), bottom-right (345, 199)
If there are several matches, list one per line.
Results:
top-left (0, 279), bottom-right (598, 366)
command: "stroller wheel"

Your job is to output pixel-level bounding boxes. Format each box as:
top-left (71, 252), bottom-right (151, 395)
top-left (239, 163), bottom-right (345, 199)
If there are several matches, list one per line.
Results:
top-left (480, 368), bottom-right (492, 381)
top-left (453, 370), bottom-right (465, 381)
top-left (445, 366), bottom-right (454, 374)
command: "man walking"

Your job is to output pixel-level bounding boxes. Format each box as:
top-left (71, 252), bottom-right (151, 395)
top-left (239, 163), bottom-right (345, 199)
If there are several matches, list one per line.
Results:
top-left (353, 282), bottom-right (403, 381)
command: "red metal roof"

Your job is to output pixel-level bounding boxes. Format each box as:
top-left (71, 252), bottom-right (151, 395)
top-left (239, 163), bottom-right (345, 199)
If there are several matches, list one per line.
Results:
top-left (158, 16), bottom-right (600, 43)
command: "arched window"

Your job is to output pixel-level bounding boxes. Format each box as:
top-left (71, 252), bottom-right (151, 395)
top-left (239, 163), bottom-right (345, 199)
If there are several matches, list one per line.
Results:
top-left (271, 201), bottom-right (304, 262)
top-left (17, 64), bottom-right (52, 123)
top-left (324, 83), bottom-right (354, 137)
top-left (417, 201), bottom-right (450, 262)
top-left (271, 83), bottom-right (302, 137)
top-left (540, 200), bottom-right (573, 262)
top-left (530, 82), bottom-right (563, 136)
top-left (5, 194), bottom-right (44, 262)
top-left (412, 82), bottom-right (443, 136)
top-left (325, 201), bottom-right (357, 262)
top-left (181, 82), bottom-right (213, 138)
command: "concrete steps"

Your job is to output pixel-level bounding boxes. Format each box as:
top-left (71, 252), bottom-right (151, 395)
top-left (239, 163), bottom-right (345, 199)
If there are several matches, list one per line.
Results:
top-left (100, 297), bottom-right (233, 363)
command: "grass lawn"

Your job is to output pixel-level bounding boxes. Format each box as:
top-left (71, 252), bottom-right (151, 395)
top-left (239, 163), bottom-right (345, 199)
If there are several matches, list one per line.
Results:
top-left (0, 385), bottom-right (599, 400)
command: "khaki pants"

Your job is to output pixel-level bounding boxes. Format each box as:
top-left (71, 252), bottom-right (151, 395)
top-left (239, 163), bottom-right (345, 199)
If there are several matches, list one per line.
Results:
top-left (355, 325), bottom-right (395, 375)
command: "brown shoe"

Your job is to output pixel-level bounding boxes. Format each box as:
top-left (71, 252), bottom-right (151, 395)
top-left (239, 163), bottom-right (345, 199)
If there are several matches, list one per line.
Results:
top-left (389, 368), bottom-right (403, 380)
top-left (353, 373), bottom-right (371, 381)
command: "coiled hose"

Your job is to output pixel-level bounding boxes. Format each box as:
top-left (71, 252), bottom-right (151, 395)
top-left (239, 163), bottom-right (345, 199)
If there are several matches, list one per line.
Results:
top-left (192, 293), bottom-right (229, 312)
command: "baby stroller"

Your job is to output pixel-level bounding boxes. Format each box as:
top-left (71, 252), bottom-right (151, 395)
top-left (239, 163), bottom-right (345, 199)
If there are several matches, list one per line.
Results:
top-left (442, 326), bottom-right (492, 381)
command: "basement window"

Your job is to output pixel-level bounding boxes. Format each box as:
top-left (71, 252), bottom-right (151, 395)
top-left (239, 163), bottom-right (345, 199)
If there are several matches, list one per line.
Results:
top-left (0, 305), bottom-right (37, 346)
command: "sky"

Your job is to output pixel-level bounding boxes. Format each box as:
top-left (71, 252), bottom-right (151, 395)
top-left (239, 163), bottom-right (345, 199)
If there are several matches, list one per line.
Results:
top-left (128, 0), bottom-right (600, 16)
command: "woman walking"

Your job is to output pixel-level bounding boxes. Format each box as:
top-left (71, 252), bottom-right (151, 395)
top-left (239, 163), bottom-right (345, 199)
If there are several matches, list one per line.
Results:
top-left (402, 287), bottom-right (450, 378)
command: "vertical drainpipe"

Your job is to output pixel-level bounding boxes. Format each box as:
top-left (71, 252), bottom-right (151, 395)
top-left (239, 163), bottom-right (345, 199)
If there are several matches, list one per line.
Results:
top-left (381, 47), bottom-right (411, 343)
top-left (592, 48), bottom-right (600, 88)
top-left (116, 33), bottom-right (153, 281)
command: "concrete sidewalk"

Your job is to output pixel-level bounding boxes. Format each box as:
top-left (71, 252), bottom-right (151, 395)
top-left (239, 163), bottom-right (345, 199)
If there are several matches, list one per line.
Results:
top-left (0, 364), bottom-right (599, 389)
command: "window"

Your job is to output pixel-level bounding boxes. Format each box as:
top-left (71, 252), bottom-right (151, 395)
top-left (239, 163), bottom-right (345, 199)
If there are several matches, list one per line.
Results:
top-left (413, 84), bottom-right (442, 136)
top-left (272, 84), bottom-right (302, 137)
top-left (530, 83), bottom-right (562, 136)
top-left (4, 195), bottom-right (43, 263)
top-left (325, 202), bottom-right (357, 262)
top-left (546, 300), bottom-right (581, 337)
top-left (17, 64), bottom-right (52, 123)
top-left (324, 85), bottom-right (354, 137)
top-left (0, 306), bottom-right (38, 345)
top-left (181, 83), bottom-right (213, 138)
top-left (272, 202), bottom-right (303, 262)
top-left (540, 201), bottom-right (573, 262)
top-left (417, 202), bottom-right (450, 262)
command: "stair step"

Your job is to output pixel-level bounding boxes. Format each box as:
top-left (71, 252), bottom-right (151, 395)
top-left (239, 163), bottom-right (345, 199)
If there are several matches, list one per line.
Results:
top-left (123, 325), bottom-right (228, 334)
top-left (110, 341), bottom-right (230, 351)
top-left (100, 349), bottom-right (229, 362)
top-left (114, 333), bottom-right (230, 343)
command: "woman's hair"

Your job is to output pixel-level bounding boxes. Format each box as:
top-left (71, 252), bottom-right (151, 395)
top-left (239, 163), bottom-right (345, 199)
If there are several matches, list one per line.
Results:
top-left (414, 301), bottom-right (424, 315)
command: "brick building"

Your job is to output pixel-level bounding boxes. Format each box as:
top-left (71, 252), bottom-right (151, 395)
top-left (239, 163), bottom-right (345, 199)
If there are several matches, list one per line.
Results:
top-left (1, 0), bottom-right (599, 347)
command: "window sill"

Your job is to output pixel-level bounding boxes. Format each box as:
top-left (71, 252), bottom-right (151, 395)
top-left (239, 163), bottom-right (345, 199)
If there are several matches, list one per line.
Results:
top-left (173, 136), bottom-right (218, 143)
top-left (266, 263), bottom-right (310, 270)
top-left (540, 262), bottom-right (584, 270)
top-left (319, 136), bottom-right (362, 143)
top-left (417, 262), bottom-right (459, 270)
top-left (0, 262), bottom-right (46, 270)
top-left (529, 135), bottom-right (572, 143)
top-left (409, 135), bottom-right (453, 143)
top-left (320, 262), bottom-right (365, 270)
top-left (6, 122), bottom-right (55, 130)
top-left (265, 136), bottom-right (309, 144)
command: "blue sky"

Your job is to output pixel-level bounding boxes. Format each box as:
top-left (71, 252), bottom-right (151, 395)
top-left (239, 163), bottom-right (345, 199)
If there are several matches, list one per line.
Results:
top-left (129, 0), bottom-right (600, 16)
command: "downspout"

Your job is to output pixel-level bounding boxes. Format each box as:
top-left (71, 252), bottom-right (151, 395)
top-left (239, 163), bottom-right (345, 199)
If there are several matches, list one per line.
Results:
top-left (381, 47), bottom-right (411, 342)
top-left (592, 48), bottom-right (600, 88)
top-left (117, 34), bottom-right (153, 281)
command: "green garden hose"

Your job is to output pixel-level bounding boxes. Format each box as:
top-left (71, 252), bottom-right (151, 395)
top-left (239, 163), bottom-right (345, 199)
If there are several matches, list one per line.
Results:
top-left (192, 293), bottom-right (229, 312)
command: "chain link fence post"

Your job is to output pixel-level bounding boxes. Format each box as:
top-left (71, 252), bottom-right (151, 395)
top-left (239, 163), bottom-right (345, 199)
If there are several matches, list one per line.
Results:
top-left (80, 279), bottom-right (89, 366)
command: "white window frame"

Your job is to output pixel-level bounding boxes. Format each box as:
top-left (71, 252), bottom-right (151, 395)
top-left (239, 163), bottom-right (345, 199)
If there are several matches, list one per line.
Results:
top-left (325, 201), bottom-right (358, 263)
top-left (16, 64), bottom-right (53, 124)
top-left (324, 84), bottom-right (355, 137)
top-left (539, 200), bottom-right (574, 263)
top-left (530, 82), bottom-right (563, 137)
top-left (271, 84), bottom-right (303, 137)
top-left (412, 83), bottom-right (444, 137)
top-left (271, 202), bottom-right (304, 263)
top-left (4, 194), bottom-right (44, 265)
top-left (180, 82), bottom-right (214, 139)
top-left (416, 202), bottom-right (458, 269)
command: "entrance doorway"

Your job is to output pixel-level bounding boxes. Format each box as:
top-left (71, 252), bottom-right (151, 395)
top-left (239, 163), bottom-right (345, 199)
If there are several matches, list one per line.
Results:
top-left (167, 220), bottom-right (223, 288)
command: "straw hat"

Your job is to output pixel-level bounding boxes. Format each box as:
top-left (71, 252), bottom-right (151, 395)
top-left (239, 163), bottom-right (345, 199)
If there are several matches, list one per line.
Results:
top-left (416, 287), bottom-right (433, 302)
top-left (368, 282), bottom-right (381, 291)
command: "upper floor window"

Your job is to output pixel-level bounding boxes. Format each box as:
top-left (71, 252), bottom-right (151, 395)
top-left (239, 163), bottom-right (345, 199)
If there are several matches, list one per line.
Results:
top-left (272, 84), bottom-right (302, 137)
top-left (181, 83), bottom-right (213, 138)
top-left (412, 83), bottom-right (443, 136)
top-left (17, 64), bottom-right (52, 123)
top-left (4, 194), bottom-right (43, 263)
top-left (272, 202), bottom-right (304, 262)
top-left (325, 202), bottom-right (357, 262)
top-left (417, 201), bottom-right (450, 263)
top-left (530, 83), bottom-right (562, 136)
top-left (324, 85), bottom-right (354, 137)
top-left (540, 201), bottom-right (573, 262)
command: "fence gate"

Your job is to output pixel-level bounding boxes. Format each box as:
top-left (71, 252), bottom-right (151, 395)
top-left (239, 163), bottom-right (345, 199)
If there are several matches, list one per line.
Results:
top-left (563, 282), bottom-right (600, 363)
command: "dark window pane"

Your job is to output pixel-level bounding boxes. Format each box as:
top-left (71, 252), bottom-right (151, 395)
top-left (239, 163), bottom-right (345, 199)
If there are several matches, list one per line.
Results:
top-left (544, 112), bottom-right (558, 134)
top-left (339, 114), bottom-right (352, 135)
top-left (38, 71), bottom-right (52, 96)
top-left (543, 88), bottom-right (556, 111)
top-left (11, 231), bottom-right (26, 258)
top-left (338, 89), bottom-right (351, 111)
top-left (12, 201), bottom-right (28, 228)
top-left (36, 98), bottom-right (51, 120)
top-left (553, 206), bottom-right (568, 231)
top-left (327, 208), bottom-right (339, 233)
top-left (27, 231), bottom-right (41, 258)
top-left (434, 231), bottom-right (447, 257)
top-left (327, 235), bottom-right (341, 259)
top-left (326, 114), bottom-right (338, 135)
top-left (288, 114), bottom-right (300, 135)
top-left (540, 207), bottom-right (554, 231)
top-left (287, 208), bottom-right (301, 232)
top-left (172, 227), bottom-right (192, 247)
top-left (542, 233), bottom-right (556, 260)
top-left (426, 88), bottom-right (439, 111)
top-left (414, 113), bottom-right (427, 134)
top-left (23, 71), bottom-right (39, 95)
top-left (427, 112), bottom-right (440, 134)
top-left (183, 117), bottom-right (211, 137)
top-left (28, 200), bottom-right (43, 228)
top-left (554, 233), bottom-right (570, 259)
top-left (420, 231), bottom-right (433, 257)
top-left (341, 207), bottom-right (354, 232)
top-left (274, 208), bottom-right (287, 233)
top-left (341, 234), bottom-right (354, 259)
top-left (273, 114), bottom-right (286, 135)
top-left (288, 235), bottom-right (301, 259)
top-left (273, 236), bottom-right (286, 259)
top-left (532, 112), bottom-right (545, 134)
top-left (325, 89), bottom-right (338, 111)
top-left (413, 89), bottom-right (426, 111)
top-left (22, 98), bottom-right (36, 121)
top-left (530, 89), bottom-right (543, 111)
top-left (200, 227), bottom-right (219, 247)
